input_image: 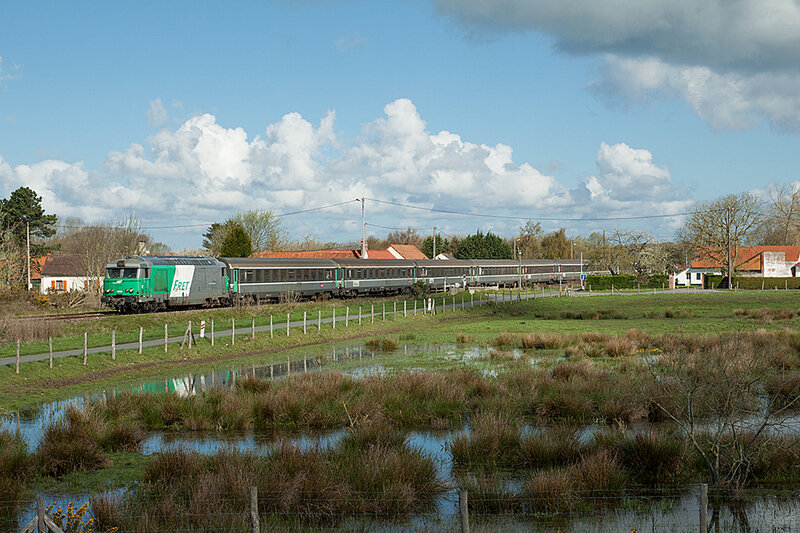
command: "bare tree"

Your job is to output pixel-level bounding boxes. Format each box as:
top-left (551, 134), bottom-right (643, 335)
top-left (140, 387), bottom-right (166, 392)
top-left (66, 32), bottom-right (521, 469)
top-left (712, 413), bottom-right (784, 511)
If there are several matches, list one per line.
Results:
top-left (53, 216), bottom-right (166, 295)
top-left (758, 183), bottom-right (800, 245)
top-left (680, 193), bottom-right (763, 288)
top-left (385, 227), bottom-right (424, 248)
top-left (647, 334), bottom-right (800, 489)
top-left (516, 220), bottom-right (542, 259)
top-left (234, 210), bottom-right (286, 252)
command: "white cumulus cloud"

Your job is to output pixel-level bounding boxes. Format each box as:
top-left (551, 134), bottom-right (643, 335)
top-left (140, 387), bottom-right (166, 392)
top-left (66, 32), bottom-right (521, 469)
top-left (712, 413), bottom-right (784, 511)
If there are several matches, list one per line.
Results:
top-left (146, 98), bottom-right (169, 128)
top-left (0, 99), bottom-right (690, 247)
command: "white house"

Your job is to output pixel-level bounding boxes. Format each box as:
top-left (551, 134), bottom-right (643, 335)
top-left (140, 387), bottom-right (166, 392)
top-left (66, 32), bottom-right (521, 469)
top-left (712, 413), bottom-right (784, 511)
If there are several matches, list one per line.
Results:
top-left (40, 254), bottom-right (97, 293)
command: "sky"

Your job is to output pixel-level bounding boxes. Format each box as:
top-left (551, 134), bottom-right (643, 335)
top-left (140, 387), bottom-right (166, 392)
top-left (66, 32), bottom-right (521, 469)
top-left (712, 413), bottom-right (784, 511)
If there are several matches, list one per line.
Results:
top-left (1, 0), bottom-right (799, 250)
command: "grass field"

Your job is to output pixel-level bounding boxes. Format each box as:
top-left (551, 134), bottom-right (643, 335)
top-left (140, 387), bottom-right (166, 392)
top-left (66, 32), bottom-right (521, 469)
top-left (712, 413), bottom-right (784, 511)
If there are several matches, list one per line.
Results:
top-left (0, 291), bottom-right (798, 414)
top-left (2, 290), bottom-right (800, 530)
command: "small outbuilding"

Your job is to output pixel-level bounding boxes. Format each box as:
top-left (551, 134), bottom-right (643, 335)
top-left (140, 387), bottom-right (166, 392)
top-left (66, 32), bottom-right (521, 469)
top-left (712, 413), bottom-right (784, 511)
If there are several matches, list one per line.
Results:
top-left (40, 254), bottom-right (96, 293)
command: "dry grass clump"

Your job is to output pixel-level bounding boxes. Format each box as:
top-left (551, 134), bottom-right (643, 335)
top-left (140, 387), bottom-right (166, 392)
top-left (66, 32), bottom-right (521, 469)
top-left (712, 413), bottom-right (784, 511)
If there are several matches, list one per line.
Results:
top-left (517, 427), bottom-right (585, 469)
top-left (521, 332), bottom-right (567, 350)
top-left (103, 435), bottom-right (443, 529)
top-left (734, 307), bottom-right (797, 322)
top-left (459, 473), bottom-right (520, 514)
top-left (254, 371), bottom-right (358, 430)
top-left (522, 468), bottom-right (577, 513)
top-left (604, 336), bottom-right (637, 357)
top-left (550, 359), bottom-right (600, 381)
top-left (36, 404), bottom-right (145, 478)
top-left (365, 371), bottom-right (470, 429)
top-left (581, 331), bottom-right (609, 344)
top-left (236, 374), bottom-right (272, 394)
top-left (37, 416), bottom-right (110, 478)
top-left (594, 430), bottom-right (686, 486)
top-left (365, 337), bottom-right (398, 352)
top-left (0, 316), bottom-right (63, 342)
top-left (491, 332), bottom-right (518, 348)
top-left (0, 430), bottom-right (30, 523)
top-left (456, 332), bottom-right (477, 344)
top-left (663, 308), bottom-right (694, 319)
top-left (624, 329), bottom-right (653, 350)
top-left (486, 348), bottom-right (515, 361)
top-left (451, 413), bottom-right (521, 470)
top-left (561, 309), bottom-right (627, 320)
top-left (572, 449), bottom-right (626, 493)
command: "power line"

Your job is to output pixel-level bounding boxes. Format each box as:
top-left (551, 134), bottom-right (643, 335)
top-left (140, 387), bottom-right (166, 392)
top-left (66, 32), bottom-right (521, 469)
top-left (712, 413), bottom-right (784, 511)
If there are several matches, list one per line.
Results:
top-left (49, 200), bottom-right (361, 232)
top-left (365, 197), bottom-right (691, 222)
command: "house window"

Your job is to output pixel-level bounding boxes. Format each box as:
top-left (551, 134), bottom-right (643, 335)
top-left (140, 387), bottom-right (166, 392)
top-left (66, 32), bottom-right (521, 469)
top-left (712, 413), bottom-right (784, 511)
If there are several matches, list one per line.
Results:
top-left (695, 273), bottom-right (702, 281)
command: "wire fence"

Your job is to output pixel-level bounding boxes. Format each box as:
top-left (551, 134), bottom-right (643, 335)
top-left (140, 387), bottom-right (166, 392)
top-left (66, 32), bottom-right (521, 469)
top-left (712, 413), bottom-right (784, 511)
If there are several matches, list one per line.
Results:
top-left (4, 486), bottom-right (800, 533)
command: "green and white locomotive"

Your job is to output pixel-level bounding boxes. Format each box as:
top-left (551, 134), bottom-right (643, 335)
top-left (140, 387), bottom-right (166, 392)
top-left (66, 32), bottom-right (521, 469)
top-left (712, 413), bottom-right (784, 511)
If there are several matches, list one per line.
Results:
top-left (102, 256), bottom-right (231, 312)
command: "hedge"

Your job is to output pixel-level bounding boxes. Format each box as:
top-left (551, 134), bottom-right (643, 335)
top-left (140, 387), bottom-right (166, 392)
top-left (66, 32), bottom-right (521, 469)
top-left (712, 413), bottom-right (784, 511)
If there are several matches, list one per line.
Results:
top-left (585, 274), bottom-right (668, 290)
top-left (704, 275), bottom-right (800, 290)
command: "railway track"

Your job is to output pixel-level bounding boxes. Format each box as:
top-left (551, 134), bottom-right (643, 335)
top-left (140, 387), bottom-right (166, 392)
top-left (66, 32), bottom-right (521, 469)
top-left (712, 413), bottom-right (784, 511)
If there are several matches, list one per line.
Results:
top-left (5, 311), bottom-right (112, 321)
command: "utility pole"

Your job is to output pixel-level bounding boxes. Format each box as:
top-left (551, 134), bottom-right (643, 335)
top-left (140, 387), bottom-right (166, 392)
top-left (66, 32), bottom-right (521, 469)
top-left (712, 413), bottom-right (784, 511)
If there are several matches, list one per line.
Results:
top-left (726, 210), bottom-right (732, 289)
top-left (26, 218), bottom-right (31, 291)
top-left (359, 197), bottom-right (367, 259)
top-left (433, 226), bottom-right (437, 259)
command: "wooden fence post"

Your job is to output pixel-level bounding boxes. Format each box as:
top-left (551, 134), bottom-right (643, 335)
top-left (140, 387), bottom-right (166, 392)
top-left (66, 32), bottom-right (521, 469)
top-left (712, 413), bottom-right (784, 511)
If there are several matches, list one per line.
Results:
top-left (318, 310), bottom-right (321, 332)
top-left (333, 307), bottom-right (336, 329)
top-left (16, 340), bottom-right (19, 374)
top-left (382, 302), bottom-right (385, 322)
top-left (459, 488), bottom-right (470, 533)
top-left (112, 330), bottom-right (116, 360)
top-left (49, 337), bottom-right (53, 369)
top-left (164, 324), bottom-right (168, 352)
top-left (252, 317), bottom-right (255, 340)
top-left (286, 313), bottom-right (290, 336)
top-left (404, 300), bottom-right (407, 317)
top-left (359, 306), bottom-right (362, 325)
top-left (270, 315), bottom-right (273, 338)
top-left (38, 497), bottom-right (45, 533)
top-left (303, 311), bottom-right (307, 335)
top-left (371, 304), bottom-right (374, 323)
top-left (232, 318), bottom-right (235, 346)
top-left (393, 301), bottom-right (396, 319)
top-left (346, 306), bottom-right (349, 327)
top-left (414, 299), bottom-right (417, 316)
top-left (211, 320), bottom-right (215, 346)
top-left (188, 321), bottom-right (192, 349)
top-left (699, 483), bottom-right (708, 533)
top-left (138, 326), bottom-right (143, 354)
top-left (83, 332), bottom-right (88, 365)
top-left (250, 486), bottom-right (260, 533)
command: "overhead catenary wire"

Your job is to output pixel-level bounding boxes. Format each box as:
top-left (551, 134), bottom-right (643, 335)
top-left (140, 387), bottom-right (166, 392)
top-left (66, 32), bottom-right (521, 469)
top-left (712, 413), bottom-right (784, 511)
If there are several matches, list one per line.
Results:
top-left (365, 197), bottom-right (693, 222)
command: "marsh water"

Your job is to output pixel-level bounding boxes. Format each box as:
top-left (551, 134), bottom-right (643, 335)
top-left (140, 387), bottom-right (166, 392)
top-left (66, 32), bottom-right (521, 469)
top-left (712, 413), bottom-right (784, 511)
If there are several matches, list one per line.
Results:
top-left (4, 341), bottom-right (800, 532)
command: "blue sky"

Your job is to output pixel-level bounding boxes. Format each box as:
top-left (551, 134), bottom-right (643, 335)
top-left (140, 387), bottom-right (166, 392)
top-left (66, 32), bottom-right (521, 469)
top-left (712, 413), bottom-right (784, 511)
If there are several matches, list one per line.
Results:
top-left (2, 0), bottom-right (799, 250)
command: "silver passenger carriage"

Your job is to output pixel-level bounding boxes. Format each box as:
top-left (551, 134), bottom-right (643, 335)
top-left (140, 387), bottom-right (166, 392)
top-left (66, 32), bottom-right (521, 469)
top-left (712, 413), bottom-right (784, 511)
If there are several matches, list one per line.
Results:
top-left (220, 258), bottom-right (341, 302)
top-left (414, 260), bottom-right (475, 290)
top-left (337, 259), bottom-right (416, 296)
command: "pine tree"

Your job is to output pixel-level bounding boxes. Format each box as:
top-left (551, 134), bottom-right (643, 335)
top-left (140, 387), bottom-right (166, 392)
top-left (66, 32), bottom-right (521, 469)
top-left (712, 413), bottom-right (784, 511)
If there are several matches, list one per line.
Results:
top-left (219, 222), bottom-right (253, 257)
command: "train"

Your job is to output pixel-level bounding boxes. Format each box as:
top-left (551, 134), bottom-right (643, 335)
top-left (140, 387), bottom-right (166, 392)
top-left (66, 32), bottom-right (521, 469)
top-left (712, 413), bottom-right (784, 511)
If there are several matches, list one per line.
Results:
top-left (101, 255), bottom-right (586, 313)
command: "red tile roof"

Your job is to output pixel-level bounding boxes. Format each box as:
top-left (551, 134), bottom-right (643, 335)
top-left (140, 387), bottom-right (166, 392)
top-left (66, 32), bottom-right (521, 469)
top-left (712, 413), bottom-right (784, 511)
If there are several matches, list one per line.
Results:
top-left (360, 249), bottom-right (395, 259)
top-left (388, 244), bottom-right (428, 260)
top-left (692, 246), bottom-right (800, 271)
